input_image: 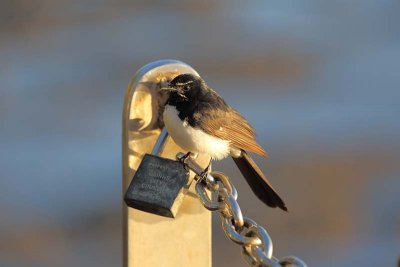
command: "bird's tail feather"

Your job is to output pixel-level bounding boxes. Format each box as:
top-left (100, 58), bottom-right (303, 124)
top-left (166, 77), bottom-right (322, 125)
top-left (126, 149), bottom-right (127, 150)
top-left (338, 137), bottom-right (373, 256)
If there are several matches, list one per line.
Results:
top-left (232, 150), bottom-right (287, 211)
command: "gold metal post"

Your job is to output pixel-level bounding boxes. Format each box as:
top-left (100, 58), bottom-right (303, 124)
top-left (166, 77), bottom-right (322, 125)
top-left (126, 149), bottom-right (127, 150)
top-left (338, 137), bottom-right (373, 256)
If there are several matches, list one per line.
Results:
top-left (122, 60), bottom-right (211, 267)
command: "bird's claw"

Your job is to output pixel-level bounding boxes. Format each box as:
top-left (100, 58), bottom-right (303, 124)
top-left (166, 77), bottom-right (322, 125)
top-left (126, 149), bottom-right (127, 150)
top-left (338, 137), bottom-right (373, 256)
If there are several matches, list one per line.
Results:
top-left (179, 152), bottom-right (192, 165)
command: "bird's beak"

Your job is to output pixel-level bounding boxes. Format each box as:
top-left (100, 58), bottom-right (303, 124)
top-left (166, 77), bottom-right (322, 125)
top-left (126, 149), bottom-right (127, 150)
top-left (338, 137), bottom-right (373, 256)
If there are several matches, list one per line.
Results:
top-left (161, 86), bottom-right (188, 100)
top-left (160, 86), bottom-right (180, 92)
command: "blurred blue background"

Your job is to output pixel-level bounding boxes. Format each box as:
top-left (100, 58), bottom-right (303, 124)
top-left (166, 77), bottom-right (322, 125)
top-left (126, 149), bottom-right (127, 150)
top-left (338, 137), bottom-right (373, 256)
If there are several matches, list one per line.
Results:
top-left (1, 1), bottom-right (399, 266)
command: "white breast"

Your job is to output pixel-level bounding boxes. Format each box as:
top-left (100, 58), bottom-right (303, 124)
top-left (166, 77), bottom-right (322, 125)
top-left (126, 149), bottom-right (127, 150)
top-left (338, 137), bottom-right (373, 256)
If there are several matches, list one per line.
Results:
top-left (163, 105), bottom-right (231, 160)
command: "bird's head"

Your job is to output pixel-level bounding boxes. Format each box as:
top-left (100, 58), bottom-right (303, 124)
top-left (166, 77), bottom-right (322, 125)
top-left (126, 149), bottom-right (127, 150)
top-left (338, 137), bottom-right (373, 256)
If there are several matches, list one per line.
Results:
top-left (162, 74), bottom-right (204, 104)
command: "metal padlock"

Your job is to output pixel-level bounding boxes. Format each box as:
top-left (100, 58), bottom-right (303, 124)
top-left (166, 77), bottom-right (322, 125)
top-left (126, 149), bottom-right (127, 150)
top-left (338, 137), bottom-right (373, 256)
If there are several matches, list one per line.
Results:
top-left (124, 128), bottom-right (189, 218)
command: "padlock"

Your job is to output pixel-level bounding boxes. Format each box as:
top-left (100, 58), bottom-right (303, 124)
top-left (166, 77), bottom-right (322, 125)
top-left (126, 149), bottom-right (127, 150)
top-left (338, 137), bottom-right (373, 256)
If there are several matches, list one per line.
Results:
top-left (124, 128), bottom-right (189, 218)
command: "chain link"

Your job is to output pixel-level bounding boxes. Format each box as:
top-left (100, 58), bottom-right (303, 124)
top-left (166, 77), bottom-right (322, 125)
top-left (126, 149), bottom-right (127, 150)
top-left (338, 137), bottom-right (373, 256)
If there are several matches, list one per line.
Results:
top-left (177, 152), bottom-right (307, 267)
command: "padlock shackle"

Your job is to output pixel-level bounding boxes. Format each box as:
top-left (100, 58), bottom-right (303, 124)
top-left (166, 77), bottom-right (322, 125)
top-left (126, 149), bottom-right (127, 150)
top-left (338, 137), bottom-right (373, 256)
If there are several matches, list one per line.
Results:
top-left (151, 128), bottom-right (169, 156)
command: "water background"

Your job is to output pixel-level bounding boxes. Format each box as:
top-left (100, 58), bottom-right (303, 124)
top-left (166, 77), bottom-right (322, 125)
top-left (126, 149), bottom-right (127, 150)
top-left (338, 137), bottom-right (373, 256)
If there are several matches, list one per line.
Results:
top-left (1, 1), bottom-right (399, 266)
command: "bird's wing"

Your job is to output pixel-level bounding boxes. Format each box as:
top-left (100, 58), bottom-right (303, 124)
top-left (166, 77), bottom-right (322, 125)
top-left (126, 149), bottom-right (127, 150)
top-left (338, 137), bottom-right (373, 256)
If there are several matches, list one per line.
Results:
top-left (193, 105), bottom-right (267, 157)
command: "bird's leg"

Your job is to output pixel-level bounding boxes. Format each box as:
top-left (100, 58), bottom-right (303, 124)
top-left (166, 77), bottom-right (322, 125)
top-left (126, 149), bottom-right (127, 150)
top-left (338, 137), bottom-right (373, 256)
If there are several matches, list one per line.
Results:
top-left (200, 158), bottom-right (212, 180)
top-left (199, 158), bottom-right (219, 190)
top-left (179, 152), bottom-right (197, 164)
top-left (179, 152), bottom-right (191, 164)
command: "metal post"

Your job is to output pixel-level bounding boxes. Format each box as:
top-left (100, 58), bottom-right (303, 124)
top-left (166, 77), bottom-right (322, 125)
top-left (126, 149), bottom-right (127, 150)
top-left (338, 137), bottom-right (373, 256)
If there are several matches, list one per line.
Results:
top-left (122, 60), bottom-right (212, 267)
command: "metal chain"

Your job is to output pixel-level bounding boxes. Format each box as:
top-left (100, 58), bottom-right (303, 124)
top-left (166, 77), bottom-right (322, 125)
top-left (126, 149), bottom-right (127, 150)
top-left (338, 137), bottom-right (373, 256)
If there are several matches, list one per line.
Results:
top-left (177, 152), bottom-right (307, 267)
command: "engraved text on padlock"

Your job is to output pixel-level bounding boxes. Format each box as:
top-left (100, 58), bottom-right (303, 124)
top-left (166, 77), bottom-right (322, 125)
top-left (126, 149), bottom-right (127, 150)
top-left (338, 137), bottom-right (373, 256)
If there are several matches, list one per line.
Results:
top-left (124, 154), bottom-right (189, 218)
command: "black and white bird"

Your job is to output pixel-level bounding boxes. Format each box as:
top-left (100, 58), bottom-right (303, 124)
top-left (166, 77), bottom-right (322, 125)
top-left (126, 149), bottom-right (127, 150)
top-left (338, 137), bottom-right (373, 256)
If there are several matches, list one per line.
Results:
top-left (162, 73), bottom-right (287, 211)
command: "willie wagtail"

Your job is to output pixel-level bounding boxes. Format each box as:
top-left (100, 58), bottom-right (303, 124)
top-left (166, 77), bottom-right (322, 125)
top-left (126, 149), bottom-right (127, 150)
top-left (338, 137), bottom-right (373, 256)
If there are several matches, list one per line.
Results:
top-left (162, 73), bottom-right (287, 211)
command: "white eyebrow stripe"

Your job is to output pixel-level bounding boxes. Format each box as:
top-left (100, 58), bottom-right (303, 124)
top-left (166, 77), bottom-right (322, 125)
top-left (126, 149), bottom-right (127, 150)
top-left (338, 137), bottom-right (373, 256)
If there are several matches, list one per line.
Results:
top-left (175, 80), bottom-right (194, 86)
